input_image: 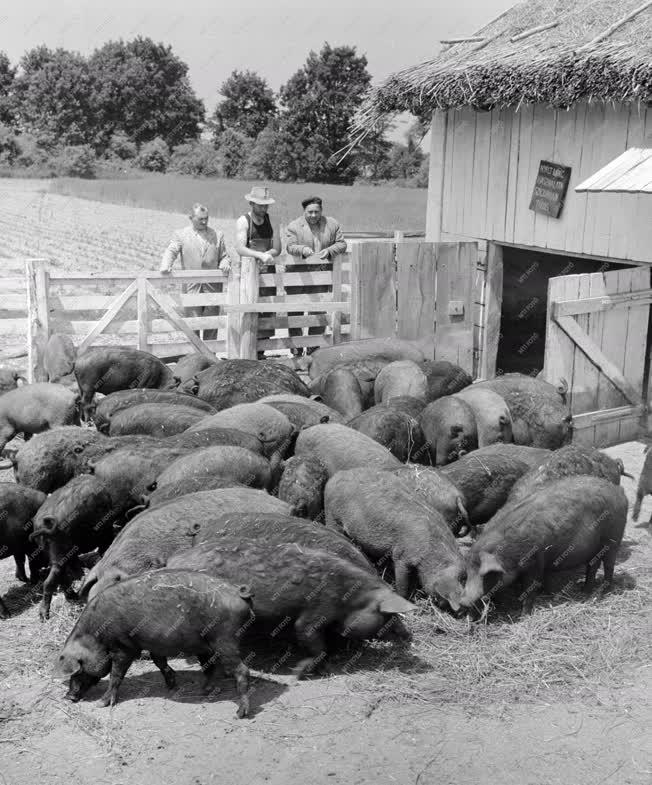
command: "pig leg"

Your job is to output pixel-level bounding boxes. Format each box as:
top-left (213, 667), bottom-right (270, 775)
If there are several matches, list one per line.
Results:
top-left (583, 558), bottom-right (601, 594)
top-left (150, 655), bottom-right (177, 690)
top-left (0, 594), bottom-right (9, 619)
top-left (98, 649), bottom-right (135, 707)
top-left (393, 559), bottom-right (412, 599)
top-left (197, 652), bottom-right (225, 690)
top-left (292, 613), bottom-right (329, 679)
top-left (519, 560), bottom-right (545, 614)
top-left (13, 553), bottom-right (28, 583)
top-left (39, 564), bottom-right (63, 621)
top-left (208, 640), bottom-right (250, 719)
top-left (600, 544), bottom-right (620, 588)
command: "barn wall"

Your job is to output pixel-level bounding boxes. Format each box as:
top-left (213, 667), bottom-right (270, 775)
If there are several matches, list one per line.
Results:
top-left (429, 102), bottom-right (652, 264)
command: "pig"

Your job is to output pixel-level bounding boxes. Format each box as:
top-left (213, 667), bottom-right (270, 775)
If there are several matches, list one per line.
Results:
top-left (257, 394), bottom-right (345, 428)
top-left (294, 423), bottom-right (401, 478)
top-left (170, 426), bottom-right (264, 455)
top-left (167, 539), bottom-right (415, 677)
top-left (154, 446), bottom-right (273, 492)
top-left (177, 359), bottom-right (309, 410)
top-left (319, 367), bottom-right (366, 420)
top-left (439, 444), bottom-right (551, 527)
top-left (81, 488), bottom-right (292, 599)
top-left (420, 360), bottom-right (472, 402)
top-left (348, 405), bottom-right (426, 464)
top-left (385, 396), bottom-right (427, 420)
top-left (453, 386), bottom-right (513, 447)
top-left (390, 465), bottom-right (470, 536)
top-left (0, 368), bottom-right (26, 395)
top-left (0, 383), bottom-right (81, 454)
top-left (30, 475), bottom-right (114, 620)
top-left (13, 427), bottom-right (105, 493)
top-left (308, 337), bottom-right (426, 381)
top-left (374, 360), bottom-right (427, 405)
top-left (167, 352), bottom-right (218, 387)
top-left (56, 569), bottom-right (252, 717)
top-left (324, 470), bottom-right (466, 612)
top-left (312, 359), bottom-right (389, 408)
top-left (633, 444), bottom-right (652, 527)
top-left (0, 483), bottom-right (47, 616)
top-left (138, 476), bottom-right (246, 511)
top-left (192, 511), bottom-right (375, 574)
top-left (480, 372), bottom-right (568, 405)
top-left (277, 456), bottom-right (329, 519)
top-left (106, 403), bottom-right (208, 437)
top-left (508, 444), bottom-right (626, 505)
top-left (73, 347), bottom-right (176, 419)
top-left (93, 389), bottom-right (216, 433)
top-left (419, 396), bottom-right (478, 465)
top-left (474, 374), bottom-right (572, 449)
top-left (44, 334), bottom-right (77, 384)
top-left (461, 476), bottom-right (628, 614)
top-left (186, 403), bottom-right (295, 459)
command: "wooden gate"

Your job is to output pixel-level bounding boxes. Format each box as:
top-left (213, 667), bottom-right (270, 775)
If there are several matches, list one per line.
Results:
top-left (349, 240), bottom-right (478, 373)
top-left (542, 267), bottom-right (651, 447)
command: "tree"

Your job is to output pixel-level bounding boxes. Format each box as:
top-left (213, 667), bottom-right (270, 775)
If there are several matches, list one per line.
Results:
top-left (88, 37), bottom-right (204, 152)
top-left (354, 119), bottom-right (393, 180)
top-left (13, 46), bottom-right (95, 148)
top-left (0, 52), bottom-right (16, 126)
top-left (388, 136), bottom-right (425, 179)
top-left (211, 70), bottom-right (276, 142)
top-left (217, 128), bottom-right (252, 178)
top-left (136, 137), bottom-right (170, 171)
top-left (278, 43), bottom-right (372, 184)
top-left (168, 140), bottom-right (223, 176)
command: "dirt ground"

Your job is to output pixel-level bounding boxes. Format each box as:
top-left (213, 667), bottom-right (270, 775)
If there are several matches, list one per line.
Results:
top-left (1, 440), bottom-right (651, 785)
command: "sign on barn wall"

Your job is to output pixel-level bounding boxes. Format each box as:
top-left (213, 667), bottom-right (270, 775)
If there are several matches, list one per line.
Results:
top-left (529, 160), bottom-right (572, 219)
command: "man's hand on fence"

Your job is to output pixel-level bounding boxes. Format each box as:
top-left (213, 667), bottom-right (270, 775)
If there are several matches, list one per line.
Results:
top-left (318, 249), bottom-right (332, 260)
top-left (301, 247), bottom-right (313, 259)
top-left (160, 269), bottom-right (171, 275)
top-left (260, 252), bottom-right (274, 265)
top-left (219, 260), bottom-right (231, 274)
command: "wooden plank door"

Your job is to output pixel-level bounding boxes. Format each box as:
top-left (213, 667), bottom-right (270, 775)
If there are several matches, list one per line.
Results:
top-left (542, 267), bottom-right (651, 447)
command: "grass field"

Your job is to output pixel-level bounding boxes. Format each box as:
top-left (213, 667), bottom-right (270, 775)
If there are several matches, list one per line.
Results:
top-left (50, 173), bottom-right (428, 233)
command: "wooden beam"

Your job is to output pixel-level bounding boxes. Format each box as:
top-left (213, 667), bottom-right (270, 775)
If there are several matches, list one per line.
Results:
top-left (439, 36), bottom-right (485, 44)
top-left (78, 280), bottom-right (138, 353)
top-left (239, 257), bottom-right (259, 359)
top-left (137, 277), bottom-right (148, 351)
top-left (48, 270), bottom-right (229, 282)
top-left (425, 110), bottom-right (448, 242)
top-left (220, 301), bottom-right (350, 313)
top-left (226, 262), bottom-right (241, 359)
top-left (26, 260), bottom-right (50, 383)
top-left (510, 21), bottom-right (558, 42)
top-left (479, 242), bottom-right (503, 379)
top-left (555, 314), bottom-right (643, 405)
top-left (571, 404), bottom-right (644, 427)
top-left (144, 282), bottom-right (215, 359)
top-left (553, 289), bottom-right (652, 317)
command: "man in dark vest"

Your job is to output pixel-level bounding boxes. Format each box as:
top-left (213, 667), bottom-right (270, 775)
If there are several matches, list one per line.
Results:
top-left (234, 186), bottom-right (282, 359)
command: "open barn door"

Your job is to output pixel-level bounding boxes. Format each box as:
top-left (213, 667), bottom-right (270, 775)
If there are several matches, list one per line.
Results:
top-left (542, 267), bottom-right (651, 447)
top-left (350, 240), bottom-right (478, 373)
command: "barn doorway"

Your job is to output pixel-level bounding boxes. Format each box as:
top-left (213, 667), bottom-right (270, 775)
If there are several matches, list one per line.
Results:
top-left (495, 246), bottom-right (635, 376)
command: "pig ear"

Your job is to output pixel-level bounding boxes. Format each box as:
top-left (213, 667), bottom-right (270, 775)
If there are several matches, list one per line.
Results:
top-left (378, 592), bottom-right (417, 615)
top-left (478, 551), bottom-right (504, 577)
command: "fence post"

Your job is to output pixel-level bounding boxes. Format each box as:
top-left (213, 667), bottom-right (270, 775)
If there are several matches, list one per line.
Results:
top-left (137, 276), bottom-right (149, 351)
top-left (26, 259), bottom-right (50, 382)
top-left (239, 256), bottom-right (259, 359)
top-left (226, 262), bottom-right (241, 359)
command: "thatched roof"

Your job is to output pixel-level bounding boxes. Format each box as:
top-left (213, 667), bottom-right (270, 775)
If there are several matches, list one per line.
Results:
top-left (352, 0), bottom-right (652, 140)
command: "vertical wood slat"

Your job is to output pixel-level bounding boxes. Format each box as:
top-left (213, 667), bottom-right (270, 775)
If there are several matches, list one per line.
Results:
top-left (330, 254), bottom-right (342, 345)
top-left (226, 263), bottom-right (241, 359)
top-left (426, 109), bottom-right (448, 241)
top-left (542, 275), bottom-right (576, 402)
top-left (137, 276), bottom-right (148, 351)
top-left (349, 241), bottom-right (396, 341)
top-left (479, 243), bottom-right (503, 379)
top-left (434, 242), bottom-right (476, 374)
top-left (571, 273), bottom-right (593, 414)
top-left (396, 243), bottom-right (437, 349)
top-left (274, 260), bottom-right (288, 339)
top-left (26, 260), bottom-right (50, 383)
top-left (239, 257), bottom-right (259, 359)
top-left (621, 266), bottom-right (650, 442)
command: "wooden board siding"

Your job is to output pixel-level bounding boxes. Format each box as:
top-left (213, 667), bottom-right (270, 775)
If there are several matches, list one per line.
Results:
top-left (433, 103), bottom-right (652, 264)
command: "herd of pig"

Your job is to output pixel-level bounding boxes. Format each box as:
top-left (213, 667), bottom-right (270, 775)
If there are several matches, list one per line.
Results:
top-left (0, 335), bottom-right (649, 720)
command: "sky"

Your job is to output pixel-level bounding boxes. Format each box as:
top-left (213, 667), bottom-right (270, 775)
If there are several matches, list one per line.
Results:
top-left (2, 0), bottom-right (512, 143)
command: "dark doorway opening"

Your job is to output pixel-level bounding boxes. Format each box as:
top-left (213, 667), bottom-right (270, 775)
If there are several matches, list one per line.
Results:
top-left (495, 246), bottom-right (635, 376)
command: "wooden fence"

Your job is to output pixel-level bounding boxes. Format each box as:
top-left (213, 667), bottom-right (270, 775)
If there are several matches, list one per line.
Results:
top-left (1, 239), bottom-right (480, 382)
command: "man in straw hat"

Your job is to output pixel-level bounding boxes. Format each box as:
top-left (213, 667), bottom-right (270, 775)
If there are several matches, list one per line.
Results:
top-left (160, 203), bottom-right (230, 343)
top-left (285, 196), bottom-right (346, 354)
top-left (234, 186), bottom-right (282, 360)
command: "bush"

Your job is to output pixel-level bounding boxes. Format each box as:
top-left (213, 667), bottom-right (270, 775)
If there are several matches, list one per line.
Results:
top-left (217, 128), bottom-right (252, 178)
top-left (136, 137), bottom-right (170, 172)
top-left (0, 124), bottom-right (20, 165)
top-left (168, 140), bottom-right (223, 176)
top-left (51, 144), bottom-right (97, 178)
top-left (107, 130), bottom-right (138, 160)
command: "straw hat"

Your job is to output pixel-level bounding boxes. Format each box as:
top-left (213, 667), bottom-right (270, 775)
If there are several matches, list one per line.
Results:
top-left (244, 186), bottom-right (275, 205)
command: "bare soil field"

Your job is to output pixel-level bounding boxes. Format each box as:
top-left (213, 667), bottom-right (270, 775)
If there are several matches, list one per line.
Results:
top-left (0, 180), bottom-right (651, 784)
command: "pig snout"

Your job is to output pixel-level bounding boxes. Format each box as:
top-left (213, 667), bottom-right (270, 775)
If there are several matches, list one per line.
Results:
top-left (376, 615), bottom-right (412, 644)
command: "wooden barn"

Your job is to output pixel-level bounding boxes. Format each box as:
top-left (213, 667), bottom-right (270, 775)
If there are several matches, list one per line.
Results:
top-left (354, 0), bottom-right (652, 446)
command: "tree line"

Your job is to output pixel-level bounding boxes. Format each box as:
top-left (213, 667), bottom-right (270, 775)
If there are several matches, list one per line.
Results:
top-left (0, 38), bottom-right (428, 186)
